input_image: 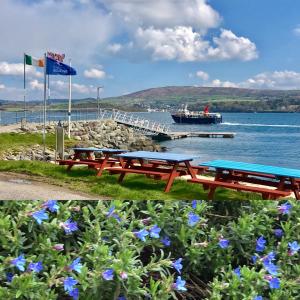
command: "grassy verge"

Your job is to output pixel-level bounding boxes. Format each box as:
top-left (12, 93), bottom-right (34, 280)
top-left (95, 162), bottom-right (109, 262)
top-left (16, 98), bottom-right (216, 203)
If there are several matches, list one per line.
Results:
top-left (0, 160), bottom-right (263, 200)
top-left (0, 132), bottom-right (77, 152)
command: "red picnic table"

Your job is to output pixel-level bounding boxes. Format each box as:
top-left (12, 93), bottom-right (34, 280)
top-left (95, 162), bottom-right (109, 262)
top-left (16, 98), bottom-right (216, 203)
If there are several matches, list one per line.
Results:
top-left (106, 151), bottom-right (203, 192)
top-left (58, 147), bottom-right (127, 176)
top-left (188, 160), bottom-right (300, 200)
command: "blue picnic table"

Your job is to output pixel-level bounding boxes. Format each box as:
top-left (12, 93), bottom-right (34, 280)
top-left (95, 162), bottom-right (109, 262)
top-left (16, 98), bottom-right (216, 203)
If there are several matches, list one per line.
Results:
top-left (107, 151), bottom-right (200, 192)
top-left (189, 160), bottom-right (300, 200)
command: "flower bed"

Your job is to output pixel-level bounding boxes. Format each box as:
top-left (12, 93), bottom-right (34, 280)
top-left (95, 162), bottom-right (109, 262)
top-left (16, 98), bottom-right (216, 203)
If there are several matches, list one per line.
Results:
top-left (0, 200), bottom-right (299, 299)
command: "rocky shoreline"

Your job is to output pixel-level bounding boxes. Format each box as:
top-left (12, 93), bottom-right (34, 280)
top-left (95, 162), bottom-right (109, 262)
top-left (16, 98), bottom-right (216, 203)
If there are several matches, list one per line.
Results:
top-left (0, 120), bottom-right (163, 161)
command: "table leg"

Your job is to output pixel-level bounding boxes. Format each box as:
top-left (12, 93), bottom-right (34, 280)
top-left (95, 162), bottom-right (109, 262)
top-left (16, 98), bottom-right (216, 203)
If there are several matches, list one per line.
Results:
top-left (87, 151), bottom-right (94, 160)
top-left (290, 178), bottom-right (300, 200)
top-left (164, 163), bottom-right (179, 193)
top-left (118, 159), bottom-right (132, 183)
top-left (185, 161), bottom-right (197, 179)
top-left (96, 153), bottom-right (110, 177)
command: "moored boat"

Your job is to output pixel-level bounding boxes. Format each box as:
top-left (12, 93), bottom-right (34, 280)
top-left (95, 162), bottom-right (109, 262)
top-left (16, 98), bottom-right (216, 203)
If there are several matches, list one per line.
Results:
top-left (171, 105), bottom-right (222, 124)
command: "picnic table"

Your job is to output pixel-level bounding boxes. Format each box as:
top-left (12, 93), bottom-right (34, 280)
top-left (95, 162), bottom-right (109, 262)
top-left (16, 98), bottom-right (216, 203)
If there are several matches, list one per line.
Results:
top-left (58, 147), bottom-right (127, 176)
top-left (188, 160), bottom-right (300, 200)
top-left (106, 151), bottom-right (200, 192)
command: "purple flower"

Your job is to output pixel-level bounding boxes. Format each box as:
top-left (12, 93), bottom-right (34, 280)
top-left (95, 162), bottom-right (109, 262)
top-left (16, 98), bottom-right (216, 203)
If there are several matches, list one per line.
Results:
top-left (274, 229), bottom-right (283, 238)
top-left (63, 277), bottom-right (78, 292)
top-left (187, 212), bottom-right (200, 227)
top-left (218, 238), bottom-right (229, 249)
top-left (11, 254), bottom-right (26, 271)
top-left (133, 228), bottom-right (149, 242)
top-left (256, 236), bottom-right (266, 252)
top-left (263, 262), bottom-right (279, 276)
top-left (28, 261), bottom-right (43, 273)
top-left (6, 273), bottom-right (14, 283)
top-left (277, 202), bottom-right (292, 215)
top-left (233, 267), bottom-right (241, 278)
top-left (120, 271), bottom-right (128, 280)
top-left (262, 251), bottom-right (276, 264)
top-left (61, 219), bottom-right (78, 234)
top-left (172, 258), bottom-right (183, 274)
top-left (32, 209), bottom-right (49, 225)
top-left (161, 235), bottom-right (171, 246)
top-left (69, 288), bottom-right (79, 300)
top-left (118, 297), bottom-right (126, 300)
top-left (288, 241), bottom-right (300, 255)
top-left (102, 269), bottom-right (114, 281)
top-left (149, 224), bottom-right (161, 238)
top-left (253, 296), bottom-right (263, 300)
top-left (172, 276), bottom-right (187, 291)
top-left (43, 200), bottom-right (59, 213)
top-left (53, 244), bottom-right (64, 251)
top-left (268, 277), bottom-right (280, 289)
top-left (69, 258), bottom-right (82, 273)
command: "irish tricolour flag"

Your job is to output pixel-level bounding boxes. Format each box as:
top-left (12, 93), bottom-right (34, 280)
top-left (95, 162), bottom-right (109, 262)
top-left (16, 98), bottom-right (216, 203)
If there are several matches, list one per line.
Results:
top-left (25, 54), bottom-right (44, 67)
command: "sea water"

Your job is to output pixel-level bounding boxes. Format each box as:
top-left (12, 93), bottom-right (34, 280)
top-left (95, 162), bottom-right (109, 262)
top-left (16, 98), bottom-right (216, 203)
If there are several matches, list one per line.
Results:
top-left (137, 112), bottom-right (300, 169)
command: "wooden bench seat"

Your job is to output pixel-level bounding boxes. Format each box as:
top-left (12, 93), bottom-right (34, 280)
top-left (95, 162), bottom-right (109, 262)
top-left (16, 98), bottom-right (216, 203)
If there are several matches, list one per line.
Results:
top-left (188, 178), bottom-right (292, 200)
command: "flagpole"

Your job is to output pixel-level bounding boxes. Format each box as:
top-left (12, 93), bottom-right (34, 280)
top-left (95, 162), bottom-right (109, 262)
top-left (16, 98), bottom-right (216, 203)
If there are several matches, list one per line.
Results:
top-left (43, 53), bottom-right (47, 160)
top-left (68, 59), bottom-right (72, 139)
top-left (23, 53), bottom-right (26, 122)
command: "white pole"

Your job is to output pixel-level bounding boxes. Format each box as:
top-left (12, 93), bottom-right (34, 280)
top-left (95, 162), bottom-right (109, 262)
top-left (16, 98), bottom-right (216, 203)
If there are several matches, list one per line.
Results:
top-left (43, 53), bottom-right (47, 160)
top-left (68, 59), bottom-right (72, 138)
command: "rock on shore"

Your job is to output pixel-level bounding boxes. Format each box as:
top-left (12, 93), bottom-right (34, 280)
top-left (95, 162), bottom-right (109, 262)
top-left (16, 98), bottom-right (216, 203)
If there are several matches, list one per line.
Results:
top-left (0, 120), bottom-right (163, 161)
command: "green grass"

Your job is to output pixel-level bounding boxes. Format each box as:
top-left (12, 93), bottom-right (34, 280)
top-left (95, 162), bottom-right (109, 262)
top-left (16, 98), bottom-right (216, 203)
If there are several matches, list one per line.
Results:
top-left (0, 160), bottom-right (263, 200)
top-left (0, 133), bottom-right (77, 152)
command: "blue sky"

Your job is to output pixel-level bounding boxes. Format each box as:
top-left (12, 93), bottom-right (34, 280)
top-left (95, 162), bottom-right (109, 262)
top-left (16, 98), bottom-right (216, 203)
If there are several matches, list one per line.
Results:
top-left (1, 0), bottom-right (300, 101)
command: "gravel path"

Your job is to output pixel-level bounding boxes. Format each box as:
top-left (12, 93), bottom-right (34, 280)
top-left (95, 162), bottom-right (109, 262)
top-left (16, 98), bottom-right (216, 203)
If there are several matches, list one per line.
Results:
top-left (0, 172), bottom-right (100, 200)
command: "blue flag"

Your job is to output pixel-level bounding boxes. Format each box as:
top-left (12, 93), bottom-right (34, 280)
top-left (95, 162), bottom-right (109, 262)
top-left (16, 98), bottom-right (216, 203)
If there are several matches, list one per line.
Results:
top-left (46, 57), bottom-right (77, 76)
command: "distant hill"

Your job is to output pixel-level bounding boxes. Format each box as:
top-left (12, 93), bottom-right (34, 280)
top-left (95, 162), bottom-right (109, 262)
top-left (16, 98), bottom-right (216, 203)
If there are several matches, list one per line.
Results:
top-left (2, 86), bottom-right (300, 112)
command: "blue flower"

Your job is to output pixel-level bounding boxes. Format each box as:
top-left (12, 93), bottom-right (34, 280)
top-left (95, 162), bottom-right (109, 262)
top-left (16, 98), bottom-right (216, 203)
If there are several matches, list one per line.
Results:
top-left (28, 261), bottom-right (43, 273)
top-left (277, 202), bottom-right (292, 215)
top-left (6, 272), bottom-right (14, 283)
top-left (63, 277), bottom-right (78, 292)
top-left (118, 297), bottom-right (126, 300)
top-left (233, 267), bottom-right (241, 278)
top-left (256, 236), bottom-right (266, 252)
top-left (106, 206), bottom-right (121, 222)
top-left (69, 258), bottom-right (82, 273)
top-left (43, 200), bottom-right (59, 213)
top-left (218, 238), bottom-right (229, 249)
top-left (172, 276), bottom-right (187, 291)
top-left (102, 269), bottom-right (114, 281)
top-left (288, 241), bottom-right (300, 255)
top-left (253, 296), bottom-right (263, 300)
top-left (191, 200), bottom-right (198, 209)
top-left (274, 229), bottom-right (283, 238)
top-left (133, 229), bottom-right (149, 242)
top-left (262, 251), bottom-right (276, 264)
top-left (149, 224), bottom-right (161, 238)
top-left (161, 235), bottom-right (171, 246)
top-left (32, 209), bottom-right (49, 225)
top-left (172, 258), bottom-right (183, 274)
top-left (11, 254), bottom-right (26, 271)
top-left (263, 262), bottom-right (279, 276)
top-left (251, 255), bottom-right (258, 264)
top-left (69, 288), bottom-right (79, 300)
top-left (61, 219), bottom-right (78, 234)
top-left (268, 277), bottom-right (280, 289)
top-left (187, 212), bottom-right (200, 227)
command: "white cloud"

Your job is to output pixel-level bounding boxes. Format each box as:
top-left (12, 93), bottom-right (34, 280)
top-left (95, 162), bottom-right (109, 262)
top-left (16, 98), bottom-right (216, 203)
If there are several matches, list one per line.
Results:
top-left (0, 62), bottom-right (42, 78)
top-left (102, 0), bottom-right (221, 32)
top-left (209, 79), bottom-right (238, 88)
top-left (84, 67), bottom-right (106, 79)
top-left (196, 70), bottom-right (209, 81)
top-left (107, 43), bottom-right (123, 54)
top-left (0, 0), bottom-right (115, 61)
top-left (51, 80), bottom-right (96, 95)
top-left (0, 84), bottom-right (5, 89)
top-left (293, 25), bottom-right (300, 36)
top-left (134, 26), bottom-right (258, 62)
top-left (29, 79), bottom-right (44, 91)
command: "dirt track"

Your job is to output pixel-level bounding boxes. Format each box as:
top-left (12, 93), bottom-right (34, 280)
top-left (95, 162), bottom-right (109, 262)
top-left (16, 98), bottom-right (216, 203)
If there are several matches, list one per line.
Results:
top-left (0, 172), bottom-right (99, 200)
